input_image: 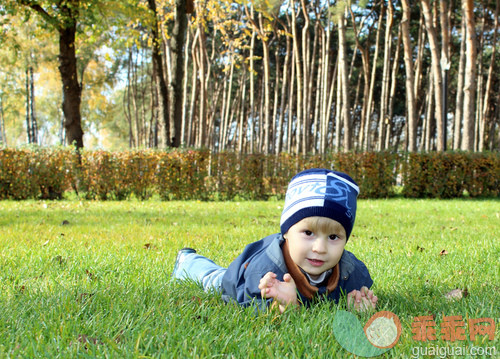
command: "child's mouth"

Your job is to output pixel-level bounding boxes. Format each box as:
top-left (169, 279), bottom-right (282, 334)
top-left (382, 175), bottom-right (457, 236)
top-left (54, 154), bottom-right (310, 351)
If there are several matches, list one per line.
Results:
top-left (307, 259), bottom-right (325, 267)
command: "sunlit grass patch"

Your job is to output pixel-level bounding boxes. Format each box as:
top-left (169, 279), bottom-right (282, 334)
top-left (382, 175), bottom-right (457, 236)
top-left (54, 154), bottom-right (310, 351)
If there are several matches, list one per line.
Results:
top-left (0, 199), bottom-right (498, 357)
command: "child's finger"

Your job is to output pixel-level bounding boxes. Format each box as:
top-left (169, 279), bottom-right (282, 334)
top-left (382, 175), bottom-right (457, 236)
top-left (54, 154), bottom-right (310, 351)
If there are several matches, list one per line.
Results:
top-left (355, 291), bottom-right (362, 303)
top-left (283, 273), bottom-right (295, 284)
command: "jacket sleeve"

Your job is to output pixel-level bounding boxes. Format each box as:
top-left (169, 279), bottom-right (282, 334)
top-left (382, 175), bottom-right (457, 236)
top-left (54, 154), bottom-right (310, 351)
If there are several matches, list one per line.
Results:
top-left (221, 236), bottom-right (283, 309)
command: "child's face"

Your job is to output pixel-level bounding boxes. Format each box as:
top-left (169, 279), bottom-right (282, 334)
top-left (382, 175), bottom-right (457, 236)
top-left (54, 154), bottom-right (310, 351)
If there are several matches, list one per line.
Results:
top-left (284, 216), bottom-right (347, 280)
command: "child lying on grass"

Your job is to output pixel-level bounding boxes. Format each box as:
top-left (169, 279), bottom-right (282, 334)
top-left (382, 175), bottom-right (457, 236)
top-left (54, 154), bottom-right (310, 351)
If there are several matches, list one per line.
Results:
top-left (172, 168), bottom-right (377, 313)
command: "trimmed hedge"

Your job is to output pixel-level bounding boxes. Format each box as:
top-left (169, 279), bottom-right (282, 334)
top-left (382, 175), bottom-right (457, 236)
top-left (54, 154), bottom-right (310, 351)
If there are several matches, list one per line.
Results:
top-left (0, 147), bottom-right (498, 200)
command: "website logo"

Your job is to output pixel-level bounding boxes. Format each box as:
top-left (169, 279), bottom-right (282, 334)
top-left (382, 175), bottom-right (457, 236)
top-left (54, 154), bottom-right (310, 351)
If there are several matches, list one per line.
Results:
top-left (333, 311), bottom-right (497, 358)
top-left (333, 310), bottom-right (402, 357)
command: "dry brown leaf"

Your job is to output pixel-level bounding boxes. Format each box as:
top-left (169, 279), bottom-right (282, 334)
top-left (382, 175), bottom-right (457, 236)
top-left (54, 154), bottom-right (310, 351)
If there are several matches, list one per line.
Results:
top-left (75, 334), bottom-right (102, 349)
top-left (439, 249), bottom-right (449, 256)
top-left (85, 269), bottom-right (95, 280)
top-left (77, 292), bottom-right (95, 302)
top-left (445, 288), bottom-right (469, 300)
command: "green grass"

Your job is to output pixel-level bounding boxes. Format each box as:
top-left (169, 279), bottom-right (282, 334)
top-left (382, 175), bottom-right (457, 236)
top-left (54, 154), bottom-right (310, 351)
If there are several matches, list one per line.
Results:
top-left (0, 199), bottom-right (498, 358)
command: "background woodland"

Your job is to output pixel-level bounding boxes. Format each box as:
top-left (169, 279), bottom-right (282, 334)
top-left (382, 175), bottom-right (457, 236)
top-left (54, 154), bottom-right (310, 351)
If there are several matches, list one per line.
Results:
top-left (0, 0), bottom-right (498, 153)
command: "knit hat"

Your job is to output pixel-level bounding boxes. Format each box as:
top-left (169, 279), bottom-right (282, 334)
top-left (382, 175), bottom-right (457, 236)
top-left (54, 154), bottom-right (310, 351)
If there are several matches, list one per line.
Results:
top-left (280, 169), bottom-right (359, 240)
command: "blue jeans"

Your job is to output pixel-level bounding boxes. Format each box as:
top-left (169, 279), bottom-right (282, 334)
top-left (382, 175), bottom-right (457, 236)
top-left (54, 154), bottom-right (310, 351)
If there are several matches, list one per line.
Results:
top-left (173, 252), bottom-right (226, 292)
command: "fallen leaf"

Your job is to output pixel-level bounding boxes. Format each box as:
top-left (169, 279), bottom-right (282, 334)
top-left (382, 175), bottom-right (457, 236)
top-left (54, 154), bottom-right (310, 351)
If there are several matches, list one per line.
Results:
top-left (62, 220), bottom-right (70, 226)
top-left (77, 292), bottom-right (95, 303)
top-left (191, 296), bottom-right (202, 304)
top-left (85, 269), bottom-right (95, 280)
top-left (445, 288), bottom-right (469, 300)
top-left (76, 334), bottom-right (102, 348)
top-left (439, 249), bottom-right (449, 256)
top-left (450, 227), bottom-right (458, 231)
top-left (53, 255), bottom-right (66, 265)
top-left (144, 243), bottom-right (151, 249)
top-left (417, 246), bottom-right (425, 252)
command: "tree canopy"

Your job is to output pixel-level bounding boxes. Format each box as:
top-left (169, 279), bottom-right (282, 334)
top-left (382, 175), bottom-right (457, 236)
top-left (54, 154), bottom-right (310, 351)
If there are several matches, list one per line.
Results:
top-left (0, 0), bottom-right (498, 152)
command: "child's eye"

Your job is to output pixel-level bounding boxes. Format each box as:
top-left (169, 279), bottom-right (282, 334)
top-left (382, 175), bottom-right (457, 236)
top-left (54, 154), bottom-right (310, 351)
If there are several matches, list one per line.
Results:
top-left (304, 230), bottom-right (313, 236)
top-left (329, 234), bottom-right (340, 241)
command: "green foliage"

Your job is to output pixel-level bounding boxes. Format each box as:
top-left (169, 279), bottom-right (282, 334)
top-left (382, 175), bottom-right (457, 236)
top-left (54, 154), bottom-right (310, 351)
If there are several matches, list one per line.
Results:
top-left (1, 149), bottom-right (499, 200)
top-left (0, 146), bottom-right (75, 199)
top-left (402, 152), bottom-right (499, 198)
top-left (156, 149), bottom-right (209, 201)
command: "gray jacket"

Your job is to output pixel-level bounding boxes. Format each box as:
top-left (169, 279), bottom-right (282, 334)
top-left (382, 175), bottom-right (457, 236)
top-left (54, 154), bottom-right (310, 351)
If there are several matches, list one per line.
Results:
top-left (221, 233), bottom-right (373, 308)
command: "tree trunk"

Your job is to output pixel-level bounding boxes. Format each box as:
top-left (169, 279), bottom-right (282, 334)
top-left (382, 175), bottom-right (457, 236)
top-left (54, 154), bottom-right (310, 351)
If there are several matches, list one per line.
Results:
top-left (481, 0), bottom-right (498, 151)
top-left (258, 13), bottom-right (271, 155)
top-left (453, 16), bottom-right (466, 150)
top-left (386, 25), bottom-right (401, 150)
top-left (338, 9), bottom-right (352, 151)
top-left (401, 0), bottom-right (418, 152)
top-left (335, 58), bottom-right (342, 151)
top-left (181, 22), bottom-right (191, 146)
top-left (277, 29), bottom-right (291, 154)
top-left (348, 3), bottom-right (371, 151)
top-left (197, 20), bottom-right (207, 148)
top-left (249, 16), bottom-right (256, 153)
top-left (439, 0), bottom-right (451, 150)
top-left (461, 0), bottom-right (477, 151)
top-left (291, 0), bottom-right (303, 154)
top-left (300, 0), bottom-right (310, 155)
top-left (59, 23), bottom-right (83, 149)
top-left (147, 0), bottom-right (170, 148)
top-left (169, 0), bottom-right (188, 147)
top-left (0, 97), bottom-right (6, 146)
top-left (421, 0), bottom-right (444, 151)
top-left (364, 6), bottom-right (383, 151)
top-left (377, 1), bottom-right (394, 151)
top-left (24, 0), bottom-right (85, 149)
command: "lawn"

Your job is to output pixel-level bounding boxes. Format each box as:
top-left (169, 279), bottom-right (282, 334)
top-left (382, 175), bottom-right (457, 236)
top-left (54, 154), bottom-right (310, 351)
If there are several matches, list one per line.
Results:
top-left (0, 199), bottom-right (498, 358)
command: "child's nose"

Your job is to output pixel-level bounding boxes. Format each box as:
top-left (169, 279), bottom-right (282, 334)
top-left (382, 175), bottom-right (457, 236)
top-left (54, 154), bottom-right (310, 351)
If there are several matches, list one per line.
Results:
top-left (312, 239), bottom-right (327, 253)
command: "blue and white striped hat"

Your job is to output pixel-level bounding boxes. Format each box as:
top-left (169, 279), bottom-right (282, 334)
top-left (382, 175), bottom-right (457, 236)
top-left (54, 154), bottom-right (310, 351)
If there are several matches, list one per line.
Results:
top-left (280, 168), bottom-right (359, 240)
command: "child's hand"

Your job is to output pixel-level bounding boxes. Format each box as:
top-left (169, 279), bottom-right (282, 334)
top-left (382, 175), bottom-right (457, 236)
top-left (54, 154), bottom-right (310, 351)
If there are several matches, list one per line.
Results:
top-left (258, 272), bottom-right (298, 312)
top-left (347, 286), bottom-right (378, 312)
